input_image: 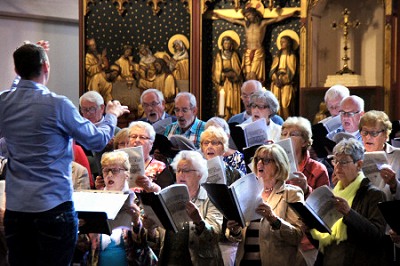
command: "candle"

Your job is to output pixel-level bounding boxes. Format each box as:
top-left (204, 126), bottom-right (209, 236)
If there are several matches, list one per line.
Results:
top-left (218, 88), bottom-right (225, 116)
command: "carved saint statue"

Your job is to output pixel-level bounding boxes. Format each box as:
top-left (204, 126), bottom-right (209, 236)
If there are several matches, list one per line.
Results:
top-left (212, 31), bottom-right (242, 119)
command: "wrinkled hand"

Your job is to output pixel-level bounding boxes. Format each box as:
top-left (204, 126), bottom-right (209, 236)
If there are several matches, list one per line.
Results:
top-left (256, 202), bottom-right (276, 223)
top-left (287, 172), bottom-right (308, 194)
top-left (136, 175), bottom-right (160, 192)
top-left (333, 196), bottom-right (351, 215)
top-left (389, 229), bottom-right (400, 244)
top-left (380, 166), bottom-right (397, 192)
top-left (126, 202), bottom-right (141, 227)
top-left (186, 201), bottom-right (202, 224)
top-left (95, 175), bottom-right (105, 190)
top-left (105, 100), bottom-right (129, 118)
top-left (227, 220), bottom-right (241, 234)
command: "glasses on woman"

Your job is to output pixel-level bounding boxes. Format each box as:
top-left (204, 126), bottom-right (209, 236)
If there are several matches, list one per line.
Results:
top-left (250, 103), bottom-right (270, 110)
top-left (176, 168), bottom-right (197, 174)
top-left (254, 157), bottom-right (274, 165)
top-left (201, 140), bottom-right (222, 146)
top-left (331, 159), bottom-right (354, 166)
top-left (102, 168), bottom-right (126, 175)
top-left (360, 130), bottom-right (384, 137)
top-left (281, 131), bottom-right (303, 138)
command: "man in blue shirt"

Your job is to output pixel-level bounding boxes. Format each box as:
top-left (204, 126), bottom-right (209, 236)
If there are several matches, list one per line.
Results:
top-left (164, 92), bottom-right (205, 149)
top-left (0, 43), bottom-right (128, 265)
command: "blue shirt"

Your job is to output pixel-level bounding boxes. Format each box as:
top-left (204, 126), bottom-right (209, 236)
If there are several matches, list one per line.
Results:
top-left (164, 118), bottom-right (205, 149)
top-left (0, 80), bottom-right (117, 212)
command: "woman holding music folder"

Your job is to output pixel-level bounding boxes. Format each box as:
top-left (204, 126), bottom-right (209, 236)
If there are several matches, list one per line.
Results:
top-left (280, 116), bottom-right (330, 265)
top-left (86, 150), bottom-right (158, 265)
top-left (144, 150), bottom-right (224, 265)
top-left (200, 125), bottom-right (244, 265)
top-left (226, 144), bottom-right (304, 265)
top-left (310, 138), bottom-right (387, 265)
top-left (359, 110), bottom-right (400, 263)
top-left (241, 90), bottom-right (282, 143)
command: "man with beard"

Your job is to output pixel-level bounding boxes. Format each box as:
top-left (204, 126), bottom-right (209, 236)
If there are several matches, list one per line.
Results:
top-left (85, 38), bottom-right (109, 87)
top-left (139, 88), bottom-right (176, 125)
top-left (139, 58), bottom-right (177, 114)
top-left (164, 92), bottom-right (205, 149)
top-left (88, 64), bottom-right (120, 103)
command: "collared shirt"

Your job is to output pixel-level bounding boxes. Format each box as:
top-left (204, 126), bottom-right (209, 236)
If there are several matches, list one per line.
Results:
top-left (326, 126), bottom-right (362, 142)
top-left (0, 79), bottom-right (117, 212)
top-left (164, 117), bottom-right (205, 149)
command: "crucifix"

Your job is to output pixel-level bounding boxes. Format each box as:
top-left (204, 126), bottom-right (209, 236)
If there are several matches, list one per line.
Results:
top-left (331, 8), bottom-right (360, 75)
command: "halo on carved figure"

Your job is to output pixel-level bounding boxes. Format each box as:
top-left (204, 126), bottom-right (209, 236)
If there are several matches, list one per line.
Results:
top-left (168, 34), bottom-right (189, 54)
top-left (276, 29), bottom-right (299, 50)
top-left (217, 30), bottom-right (241, 50)
top-left (244, 0), bottom-right (265, 17)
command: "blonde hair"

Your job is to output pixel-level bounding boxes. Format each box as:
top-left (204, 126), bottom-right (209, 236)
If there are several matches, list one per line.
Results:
top-left (101, 150), bottom-right (130, 172)
top-left (200, 126), bottom-right (229, 153)
top-left (113, 128), bottom-right (130, 149)
top-left (251, 144), bottom-right (290, 181)
top-left (282, 116), bottom-right (313, 150)
top-left (359, 110), bottom-right (392, 138)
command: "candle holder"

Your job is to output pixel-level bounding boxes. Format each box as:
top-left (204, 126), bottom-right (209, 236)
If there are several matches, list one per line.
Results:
top-left (331, 8), bottom-right (360, 75)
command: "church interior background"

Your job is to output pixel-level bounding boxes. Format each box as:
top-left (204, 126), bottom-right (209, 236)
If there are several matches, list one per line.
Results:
top-left (80, 0), bottom-right (399, 125)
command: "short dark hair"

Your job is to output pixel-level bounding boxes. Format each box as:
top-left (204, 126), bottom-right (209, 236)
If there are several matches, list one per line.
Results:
top-left (13, 44), bottom-right (47, 80)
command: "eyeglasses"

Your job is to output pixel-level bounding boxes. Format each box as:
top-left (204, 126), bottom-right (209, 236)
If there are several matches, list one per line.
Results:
top-left (201, 140), bottom-right (222, 146)
top-left (327, 105), bottom-right (340, 111)
top-left (174, 107), bottom-right (192, 114)
top-left (176, 168), bottom-right (198, 174)
top-left (142, 101), bottom-right (160, 109)
top-left (102, 168), bottom-right (126, 175)
top-left (281, 131), bottom-right (303, 138)
top-left (339, 110), bottom-right (360, 117)
top-left (129, 134), bottom-right (150, 141)
top-left (360, 130), bottom-right (385, 137)
top-left (250, 103), bottom-right (270, 110)
top-left (241, 94), bottom-right (251, 99)
top-left (331, 159), bottom-right (354, 166)
top-left (80, 106), bottom-right (98, 114)
top-left (254, 157), bottom-right (274, 165)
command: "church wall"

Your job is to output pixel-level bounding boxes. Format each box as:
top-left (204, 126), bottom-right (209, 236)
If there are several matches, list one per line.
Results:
top-left (316, 0), bottom-right (384, 87)
top-left (0, 0), bottom-right (79, 106)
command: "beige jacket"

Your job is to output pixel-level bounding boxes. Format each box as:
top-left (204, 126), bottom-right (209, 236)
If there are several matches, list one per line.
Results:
top-left (233, 181), bottom-right (304, 265)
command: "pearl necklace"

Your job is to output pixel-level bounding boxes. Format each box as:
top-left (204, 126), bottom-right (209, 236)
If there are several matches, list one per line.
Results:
top-left (264, 187), bottom-right (273, 192)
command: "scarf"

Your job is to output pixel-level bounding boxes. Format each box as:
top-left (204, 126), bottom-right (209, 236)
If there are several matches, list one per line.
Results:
top-left (311, 173), bottom-right (364, 252)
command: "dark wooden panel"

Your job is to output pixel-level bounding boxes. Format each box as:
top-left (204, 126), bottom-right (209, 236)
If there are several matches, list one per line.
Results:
top-left (299, 86), bottom-right (384, 123)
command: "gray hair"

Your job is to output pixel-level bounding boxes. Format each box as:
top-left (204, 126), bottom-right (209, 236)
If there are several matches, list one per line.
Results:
top-left (324, 85), bottom-right (350, 103)
top-left (340, 95), bottom-right (365, 112)
top-left (128, 121), bottom-right (156, 142)
top-left (249, 90), bottom-right (280, 116)
top-left (79, 91), bottom-right (104, 106)
top-left (241, 80), bottom-right (263, 93)
top-left (170, 150), bottom-right (208, 184)
top-left (175, 92), bottom-right (197, 108)
top-left (140, 88), bottom-right (165, 104)
top-left (333, 138), bottom-right (364, 162)
top-left (205, 117), bottom-right (230, 135)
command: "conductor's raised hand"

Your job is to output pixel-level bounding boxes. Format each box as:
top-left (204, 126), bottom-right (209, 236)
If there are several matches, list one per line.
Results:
top-left (105, 100), bottom-right (130, 118)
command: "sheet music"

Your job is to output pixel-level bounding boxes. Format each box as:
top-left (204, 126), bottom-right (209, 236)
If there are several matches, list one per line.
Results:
top-left (321, 115), bottom-right (342, 132)
top-left (231, 173), bottom-right (263, 223)
top-left (152, 117), bottom-right (173, 135)
top-left (275, 138), bottom-right (298, 179)
top-left (117, 146), bottom-right (145, 187)
top-left (363, 151), bottom-right (389, 188)
top-left (237, 118), bottom-right (268, 147)
top-left (206, 156), bottom-right (227, 184)
top-left (73, 190), bottom-right (128, 220)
